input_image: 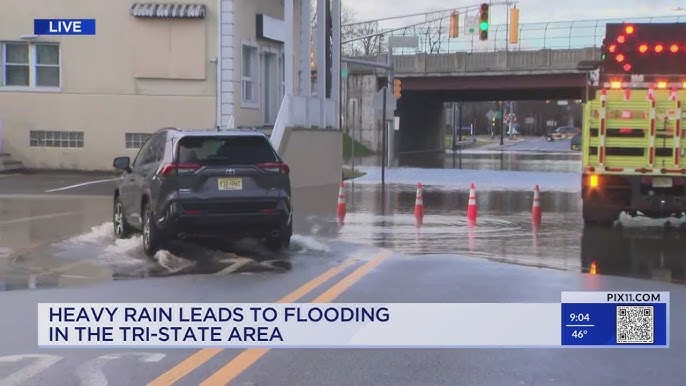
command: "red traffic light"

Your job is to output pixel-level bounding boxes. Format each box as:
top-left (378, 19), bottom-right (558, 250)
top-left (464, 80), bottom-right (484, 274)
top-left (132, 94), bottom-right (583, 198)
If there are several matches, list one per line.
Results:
top-left (616, 54), bottom-right (625, 62)
top-left (623, 63), bottom-right (632, 71)
top-left (480, 3), bottom-right (489, 11)
top-left (625, 25), bottom-right (635, 34)
top-left (639, 44), bottom-right (648, 53)
top-left (609, 44), bottom-right (617, 53)
top-left (655, 44), bottom-right (664, 53)
top-left (670, 44), bottom-right (680, 53)
top-left (617, 35), bottom-right (626, 43)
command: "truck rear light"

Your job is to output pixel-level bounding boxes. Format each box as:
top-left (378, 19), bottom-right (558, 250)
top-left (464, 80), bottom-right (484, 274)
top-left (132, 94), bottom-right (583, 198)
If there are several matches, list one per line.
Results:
top-left (589, 175), bottom-right (599, 188)
top-left (257, 162), bottom-right (290, 174)
top-left (160, 163), bottom-right (201, 176)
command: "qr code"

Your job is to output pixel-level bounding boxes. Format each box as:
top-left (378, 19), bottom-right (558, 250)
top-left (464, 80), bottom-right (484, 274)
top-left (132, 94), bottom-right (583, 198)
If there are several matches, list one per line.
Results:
top-left (616, 305), bottom-right (654, 344)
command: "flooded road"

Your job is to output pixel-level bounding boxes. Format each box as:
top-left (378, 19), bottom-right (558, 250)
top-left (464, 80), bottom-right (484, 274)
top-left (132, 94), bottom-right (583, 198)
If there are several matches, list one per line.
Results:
top-left (1, 141), bottom-right (686, 290)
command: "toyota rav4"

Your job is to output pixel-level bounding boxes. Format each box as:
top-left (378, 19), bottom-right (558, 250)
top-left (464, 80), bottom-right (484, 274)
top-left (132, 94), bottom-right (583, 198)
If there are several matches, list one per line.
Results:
top-left (112, 128), bottom-right (292, 256)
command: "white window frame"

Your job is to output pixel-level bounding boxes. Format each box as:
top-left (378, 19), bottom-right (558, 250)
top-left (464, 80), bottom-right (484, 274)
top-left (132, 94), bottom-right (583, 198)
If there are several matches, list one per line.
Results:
top-left (0, 41), bottom-right (61, 92)
top-left (241, 42), bottom-right (259, 108)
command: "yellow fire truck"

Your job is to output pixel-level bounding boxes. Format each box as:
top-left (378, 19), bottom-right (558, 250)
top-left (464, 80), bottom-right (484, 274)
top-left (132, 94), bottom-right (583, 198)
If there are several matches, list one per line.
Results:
top-left (582, 23), bottom-right (686, 226)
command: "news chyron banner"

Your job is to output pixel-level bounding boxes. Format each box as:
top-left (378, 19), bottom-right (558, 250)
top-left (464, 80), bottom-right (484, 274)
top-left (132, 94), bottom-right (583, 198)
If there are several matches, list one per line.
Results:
top-left (37, 292), bottom-right (669, 348)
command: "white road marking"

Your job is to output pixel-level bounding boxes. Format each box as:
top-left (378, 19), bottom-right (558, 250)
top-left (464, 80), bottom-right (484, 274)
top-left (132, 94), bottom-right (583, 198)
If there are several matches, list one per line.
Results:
top-left (75, 352), bottom-right (165, 386)
top-left (0, 174), bottom-right (18, 178)
top-left (0, 212), bottom-right (79, 226)
top-left (214, 257), bottom-right (254, 275)
top-left (0, 354), bottom-right (62, 386)
top-left (45, 178), bottom-right (117, 193)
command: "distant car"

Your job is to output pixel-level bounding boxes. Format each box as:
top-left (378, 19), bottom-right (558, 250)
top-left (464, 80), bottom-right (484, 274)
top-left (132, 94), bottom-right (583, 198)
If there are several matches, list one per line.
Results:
top-left (112, 127), bottom-right (293, 257)
top-left (571, 133), bottom-right (582, 151)
top-left (547, 126), bottom-right (580, 141)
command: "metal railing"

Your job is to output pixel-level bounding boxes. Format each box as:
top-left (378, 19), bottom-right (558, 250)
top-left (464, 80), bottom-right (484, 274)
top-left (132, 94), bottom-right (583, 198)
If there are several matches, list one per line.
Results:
top-left (360, 15), bottom-right (686, 55)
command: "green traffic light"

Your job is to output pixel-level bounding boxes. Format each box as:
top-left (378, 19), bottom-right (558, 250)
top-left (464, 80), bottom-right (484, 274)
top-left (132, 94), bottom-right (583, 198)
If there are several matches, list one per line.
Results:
top-left (479, 21), bottom-right (489, 31)
top-left (601, 53), bottom-right (606, 60)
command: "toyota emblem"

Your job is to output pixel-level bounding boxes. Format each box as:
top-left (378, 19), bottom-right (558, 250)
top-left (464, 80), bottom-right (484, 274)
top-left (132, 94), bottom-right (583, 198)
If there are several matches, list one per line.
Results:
top-left (226, 168), bottom-right (236, 175)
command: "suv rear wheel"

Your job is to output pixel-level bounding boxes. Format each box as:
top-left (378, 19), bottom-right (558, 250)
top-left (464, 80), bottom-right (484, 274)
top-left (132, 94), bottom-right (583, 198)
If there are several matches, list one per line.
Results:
top-left (113, 196), bottom-right (131, 239)
top-left (142, 202), bottom-right (164, 257)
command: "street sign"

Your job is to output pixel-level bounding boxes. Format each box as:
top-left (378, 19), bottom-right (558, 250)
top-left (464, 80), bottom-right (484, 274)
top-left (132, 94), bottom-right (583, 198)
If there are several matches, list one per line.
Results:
top-left (388, 35), bottom-right (419, 49)
top-left (373, 88), bottom-right (397, 119)
top-left (465, 15), bottom-right (478, 35)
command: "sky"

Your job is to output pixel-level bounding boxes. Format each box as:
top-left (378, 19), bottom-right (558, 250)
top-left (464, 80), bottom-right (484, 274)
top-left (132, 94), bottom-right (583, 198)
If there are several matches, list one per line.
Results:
top-left (344, 0), bottom-right (686, 28)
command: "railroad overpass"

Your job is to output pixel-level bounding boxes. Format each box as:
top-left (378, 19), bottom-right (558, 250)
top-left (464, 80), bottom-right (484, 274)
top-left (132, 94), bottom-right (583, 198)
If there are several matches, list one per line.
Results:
top-left (343, 47), bottom-right (600, 153)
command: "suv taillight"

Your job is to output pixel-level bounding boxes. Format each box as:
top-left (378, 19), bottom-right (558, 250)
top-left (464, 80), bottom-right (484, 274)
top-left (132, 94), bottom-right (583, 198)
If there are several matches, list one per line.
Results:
top-left (160, 163), bottom-right (201, 177)
top-left (257, 162), bottom-right (290, 174)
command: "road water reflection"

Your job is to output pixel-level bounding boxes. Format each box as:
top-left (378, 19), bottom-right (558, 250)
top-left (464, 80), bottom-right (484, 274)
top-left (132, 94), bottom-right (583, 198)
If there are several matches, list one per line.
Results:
top-left (340, 147), bottom-right (686, 284)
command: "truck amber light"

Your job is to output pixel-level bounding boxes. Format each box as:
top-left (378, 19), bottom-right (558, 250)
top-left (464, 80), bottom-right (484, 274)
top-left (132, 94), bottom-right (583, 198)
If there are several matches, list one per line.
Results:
top-left (589, 175), bottom-right (599, 188)
top-left (590, 261), bottom-right (598, 275)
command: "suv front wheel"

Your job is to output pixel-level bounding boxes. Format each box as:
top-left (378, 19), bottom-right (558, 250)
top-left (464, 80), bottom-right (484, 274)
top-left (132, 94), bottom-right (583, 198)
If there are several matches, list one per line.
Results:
top-left (142, 202), bottom-right (164, 257)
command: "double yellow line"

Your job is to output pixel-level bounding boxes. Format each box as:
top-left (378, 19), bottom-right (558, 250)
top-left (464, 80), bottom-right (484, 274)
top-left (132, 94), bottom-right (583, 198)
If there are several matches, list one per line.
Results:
top-left (149, 248), bottom-right (393, 386)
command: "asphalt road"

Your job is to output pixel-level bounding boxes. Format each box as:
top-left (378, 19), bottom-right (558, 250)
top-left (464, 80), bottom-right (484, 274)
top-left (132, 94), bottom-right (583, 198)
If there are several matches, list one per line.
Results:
top-left (503, 137), bottom-right (575, 152)
top-left (0, 251), bottom-right (683, 386)
top-left (1, 169), bottom-right (684, 386)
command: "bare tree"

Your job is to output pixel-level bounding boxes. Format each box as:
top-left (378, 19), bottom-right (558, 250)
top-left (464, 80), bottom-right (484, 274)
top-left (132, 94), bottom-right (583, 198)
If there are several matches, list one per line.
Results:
top-left (310, 0), bottom-right (384, 56)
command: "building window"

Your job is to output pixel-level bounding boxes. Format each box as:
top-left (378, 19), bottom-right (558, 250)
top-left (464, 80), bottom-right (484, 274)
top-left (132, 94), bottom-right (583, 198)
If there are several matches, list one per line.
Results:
top-left (241, 44), bottom-right (258, 106)
top-left (1, 42), bottom-right (60, 88)
top-left (30, 130), bottom-right (83, 148)
top-left (125, 133), bottom-right (151, 149)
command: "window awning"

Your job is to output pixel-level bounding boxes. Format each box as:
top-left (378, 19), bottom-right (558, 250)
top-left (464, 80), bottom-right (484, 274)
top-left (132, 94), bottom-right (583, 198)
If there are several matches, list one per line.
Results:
top-left (130, 3), bottom-right (206, 19)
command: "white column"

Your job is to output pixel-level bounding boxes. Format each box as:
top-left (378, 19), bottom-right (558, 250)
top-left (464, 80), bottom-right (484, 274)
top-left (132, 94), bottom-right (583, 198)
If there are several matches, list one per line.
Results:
top-left (331, 0), bottom-right (340, 129)
top-left (299, 0), bottom-right (311, 96)
top-left (315, 0), bottom-right (326, 99)
top-left (284, 0), bottom-right (294, 96)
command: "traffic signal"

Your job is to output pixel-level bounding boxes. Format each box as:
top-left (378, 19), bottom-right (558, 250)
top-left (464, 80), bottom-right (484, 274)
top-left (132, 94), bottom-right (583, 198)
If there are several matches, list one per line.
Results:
top-left (509, 7), bottom-right (519, 44)
top-left (393, 79), bottom-right (402, 99)
top-left (478, 3), bottom-right (489, 41)
top-left (449, 11), bottom-right (459, 38)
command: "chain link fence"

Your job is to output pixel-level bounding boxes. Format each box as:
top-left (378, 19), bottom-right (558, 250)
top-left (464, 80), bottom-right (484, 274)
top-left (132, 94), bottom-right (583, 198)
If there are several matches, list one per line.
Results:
top-left (385, 15), bottom-right (686, 55)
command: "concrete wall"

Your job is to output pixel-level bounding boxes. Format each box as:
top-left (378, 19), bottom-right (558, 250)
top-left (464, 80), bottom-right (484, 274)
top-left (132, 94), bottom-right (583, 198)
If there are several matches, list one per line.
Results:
top-left (347, 48), bottom-right (600, 77)
top-left (278, 127), bottom-right (342, 232)
top-left (341, 74), bottom-right (381, 151)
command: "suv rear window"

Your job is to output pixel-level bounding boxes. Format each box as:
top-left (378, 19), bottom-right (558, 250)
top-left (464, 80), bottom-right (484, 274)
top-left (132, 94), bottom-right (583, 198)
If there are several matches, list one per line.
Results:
top-left (177, 136), bottom-right (278, 165)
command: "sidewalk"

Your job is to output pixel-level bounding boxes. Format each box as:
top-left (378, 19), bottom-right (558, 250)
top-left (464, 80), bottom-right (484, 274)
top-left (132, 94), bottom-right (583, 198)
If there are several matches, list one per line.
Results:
top-left (451, 135), bottom-right (527, 151)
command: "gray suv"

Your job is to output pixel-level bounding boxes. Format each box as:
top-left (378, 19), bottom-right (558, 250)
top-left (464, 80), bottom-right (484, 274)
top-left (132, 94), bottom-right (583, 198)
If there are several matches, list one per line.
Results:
top-left (112, 128), bottom-right (292, 257)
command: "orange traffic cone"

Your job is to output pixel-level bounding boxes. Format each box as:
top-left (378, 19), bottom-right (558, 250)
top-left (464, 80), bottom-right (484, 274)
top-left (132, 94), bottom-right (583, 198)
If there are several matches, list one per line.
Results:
top-left (467, 183), bottom-right (477, 225)
top-left (336, 181), bottom-right (346, 223)
top-left (414, 183), bottom-right (424, 226)
top-left (532, 184), bottom-right (542, 226)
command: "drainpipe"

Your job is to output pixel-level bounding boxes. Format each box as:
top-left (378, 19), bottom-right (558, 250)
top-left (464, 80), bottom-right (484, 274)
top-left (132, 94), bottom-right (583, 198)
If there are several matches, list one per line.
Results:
top-left (215, 0), bottom-right (222, 129)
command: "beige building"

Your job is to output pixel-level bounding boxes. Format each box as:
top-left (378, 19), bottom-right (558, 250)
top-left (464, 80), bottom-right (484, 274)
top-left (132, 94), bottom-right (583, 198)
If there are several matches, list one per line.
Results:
top-left (0, 0), bottom-right (335, 171)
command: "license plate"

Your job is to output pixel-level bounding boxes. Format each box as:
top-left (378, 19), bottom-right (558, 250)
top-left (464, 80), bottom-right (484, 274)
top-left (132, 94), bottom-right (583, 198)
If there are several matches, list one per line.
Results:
top-left (653, 177), bottom-right (673, 188)
top-left (218, 177), bottom-right (242, 190)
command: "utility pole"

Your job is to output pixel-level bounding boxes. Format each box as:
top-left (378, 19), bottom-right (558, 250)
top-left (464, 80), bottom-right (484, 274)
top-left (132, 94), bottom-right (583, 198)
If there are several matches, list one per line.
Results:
top-left (382, 85), bottom-right (387, 186)
top-left (499, 101), bottom-right (504, 146)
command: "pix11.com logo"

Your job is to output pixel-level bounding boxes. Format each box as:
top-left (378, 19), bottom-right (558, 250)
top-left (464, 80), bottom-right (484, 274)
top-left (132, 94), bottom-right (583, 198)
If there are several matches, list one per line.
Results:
top-left (34, 19), bottom-right (96, 35)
